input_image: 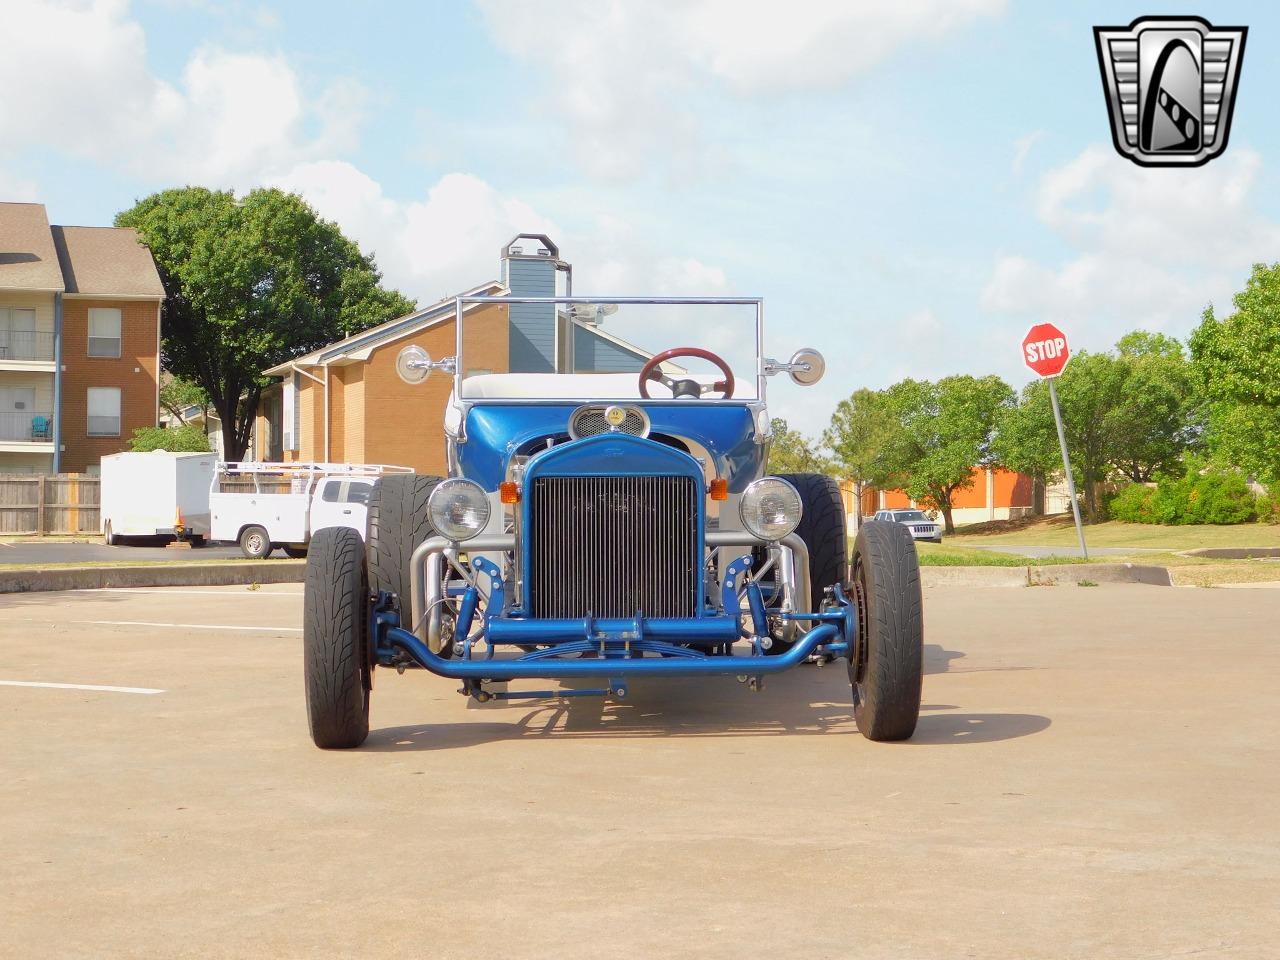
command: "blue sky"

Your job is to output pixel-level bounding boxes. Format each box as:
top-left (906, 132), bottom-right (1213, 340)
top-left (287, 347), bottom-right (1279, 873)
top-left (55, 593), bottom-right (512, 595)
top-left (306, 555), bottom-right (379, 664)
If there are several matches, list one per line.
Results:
top-left (5, 1), bottom-right (1277, 429)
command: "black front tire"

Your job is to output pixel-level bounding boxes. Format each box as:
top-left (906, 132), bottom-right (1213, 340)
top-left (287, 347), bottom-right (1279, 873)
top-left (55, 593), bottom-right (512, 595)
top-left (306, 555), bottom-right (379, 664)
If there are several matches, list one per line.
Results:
top-left (366, 474), bottom-right (447, 652)
top-left (239, 524), bottom-right (272, 559)
top-left (103, 521), bottom-right (118, 547)
top-left (304, 527), bottom-right (371, 749)
top-left (850, 520), bottom-right (923, 741)
top-left (769, 473), bottom-right (849, 653)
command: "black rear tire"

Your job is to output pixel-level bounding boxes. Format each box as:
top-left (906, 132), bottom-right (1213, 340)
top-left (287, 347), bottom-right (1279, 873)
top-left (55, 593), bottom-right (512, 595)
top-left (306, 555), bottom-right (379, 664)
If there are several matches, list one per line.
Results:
top-left (850, 520), bottom-right (923, 741)
top-left (104, 521), bottom-right (118, 547)
top-left (304, 527), bottom-right (371, 749)
top-left (283, 544), bottom-right (308, 559)
top-left (239, 524), bottom-right (272, 559)
top-left (768, 473), bottom-right (849, 653)
top-left (366, 474), bottom-right (447, 652)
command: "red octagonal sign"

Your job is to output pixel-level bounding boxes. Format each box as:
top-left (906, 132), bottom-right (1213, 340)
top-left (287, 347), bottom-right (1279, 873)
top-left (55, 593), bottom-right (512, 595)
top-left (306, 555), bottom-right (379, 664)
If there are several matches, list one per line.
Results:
top-left (1022, 322), bottom-right (1071, 378)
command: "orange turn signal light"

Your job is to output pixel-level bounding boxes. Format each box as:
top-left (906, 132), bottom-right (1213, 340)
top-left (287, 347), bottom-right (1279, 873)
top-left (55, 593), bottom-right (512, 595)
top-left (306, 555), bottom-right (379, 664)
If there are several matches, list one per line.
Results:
top-left (500, 481), bottom-right (521, 504)
top-left (710, 478), bottom-right (728, 501)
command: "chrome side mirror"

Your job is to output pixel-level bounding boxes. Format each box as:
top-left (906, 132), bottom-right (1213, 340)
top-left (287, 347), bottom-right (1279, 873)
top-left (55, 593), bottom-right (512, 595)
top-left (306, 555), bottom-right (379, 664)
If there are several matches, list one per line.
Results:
top-left (396, 344), bottom-right (457, 385)
top-left (763, 347), bottom-right (826, 386)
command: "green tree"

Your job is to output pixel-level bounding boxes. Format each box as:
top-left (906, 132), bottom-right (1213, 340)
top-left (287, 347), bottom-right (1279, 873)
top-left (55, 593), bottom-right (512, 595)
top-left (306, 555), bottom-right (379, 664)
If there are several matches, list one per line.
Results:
top-left (1190, 263), bottom-right (1280, 483)
top-left (117, 187), bottom-right (416, 459)
top-left (159, 373), bottom-right (208, 425)
top-left (1111, 331), bottom-right (1202, 482)
top-left (994, 332), bottom-right (1202, 521)
top-left (823, 387), bottom-right (894, 521)
top-left (766, 418), bottom-right (829, 474)
top-left (877, 375), bottom-right (1014, 533)
top-left (992, 352), bottom-right (1128, 522)
top-left (130, 424), bottom-right (212, 453)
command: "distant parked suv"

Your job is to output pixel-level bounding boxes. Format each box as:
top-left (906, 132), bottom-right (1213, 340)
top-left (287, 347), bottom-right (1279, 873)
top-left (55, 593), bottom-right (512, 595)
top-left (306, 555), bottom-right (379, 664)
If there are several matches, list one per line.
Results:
top-left (872, 509), bottom-right (942, 544)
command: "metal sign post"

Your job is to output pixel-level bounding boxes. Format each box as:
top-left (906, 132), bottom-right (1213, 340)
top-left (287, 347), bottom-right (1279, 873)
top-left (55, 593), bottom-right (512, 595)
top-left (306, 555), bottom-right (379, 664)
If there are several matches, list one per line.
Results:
top-left (1021, 322), bottom-right (1088, 559)
top-left (1047, 378), bottom-right (1088, 559)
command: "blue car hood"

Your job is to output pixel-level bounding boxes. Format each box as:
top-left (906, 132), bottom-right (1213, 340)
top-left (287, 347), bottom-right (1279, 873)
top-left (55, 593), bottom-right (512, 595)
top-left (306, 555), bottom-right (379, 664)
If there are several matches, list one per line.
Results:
top-left (457, 402), bottom-right (764, 492)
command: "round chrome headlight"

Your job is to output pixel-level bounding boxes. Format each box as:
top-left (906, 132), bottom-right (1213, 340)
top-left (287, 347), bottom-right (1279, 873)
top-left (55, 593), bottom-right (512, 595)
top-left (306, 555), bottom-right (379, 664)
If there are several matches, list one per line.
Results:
top-left (428, 478), bottom-right (490, 541)
top-left (740, 477), bottom-right (803, 541)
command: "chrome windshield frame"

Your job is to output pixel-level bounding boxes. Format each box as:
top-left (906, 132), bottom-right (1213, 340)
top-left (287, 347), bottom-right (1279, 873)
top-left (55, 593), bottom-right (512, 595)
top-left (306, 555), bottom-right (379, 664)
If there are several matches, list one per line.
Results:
top-left (452, 295), bottom-right (767, 405)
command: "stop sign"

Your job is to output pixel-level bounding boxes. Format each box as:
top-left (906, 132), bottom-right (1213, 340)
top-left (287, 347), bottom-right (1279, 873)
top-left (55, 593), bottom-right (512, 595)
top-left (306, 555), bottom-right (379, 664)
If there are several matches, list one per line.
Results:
top-left (1022, 323), bottom-right (1071, 378)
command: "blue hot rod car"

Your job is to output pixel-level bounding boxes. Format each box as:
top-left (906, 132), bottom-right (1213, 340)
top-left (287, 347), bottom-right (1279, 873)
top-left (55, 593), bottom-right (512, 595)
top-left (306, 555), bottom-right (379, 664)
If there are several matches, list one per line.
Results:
top-left (303, 296), bottom-right (923, 747)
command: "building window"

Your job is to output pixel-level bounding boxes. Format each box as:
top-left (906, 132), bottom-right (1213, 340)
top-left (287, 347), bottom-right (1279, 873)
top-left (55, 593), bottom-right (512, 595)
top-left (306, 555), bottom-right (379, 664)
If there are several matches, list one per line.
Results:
top-left (87, 387), bottom-right (121, 436)
top-left (88, 308), bottom-right (122, 358)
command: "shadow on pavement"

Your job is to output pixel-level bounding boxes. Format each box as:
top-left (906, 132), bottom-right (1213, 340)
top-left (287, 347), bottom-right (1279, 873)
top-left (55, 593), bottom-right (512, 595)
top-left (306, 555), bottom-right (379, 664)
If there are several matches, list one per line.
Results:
top-left (364, 659), bottom-right (1050, 751)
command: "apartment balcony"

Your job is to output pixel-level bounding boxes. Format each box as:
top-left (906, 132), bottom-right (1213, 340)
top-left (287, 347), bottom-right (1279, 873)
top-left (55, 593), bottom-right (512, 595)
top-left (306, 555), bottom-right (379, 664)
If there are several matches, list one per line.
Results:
top-left (0, 411), bottom-right (55, 452)
top-left (0, 331), bottom-right (57, 370)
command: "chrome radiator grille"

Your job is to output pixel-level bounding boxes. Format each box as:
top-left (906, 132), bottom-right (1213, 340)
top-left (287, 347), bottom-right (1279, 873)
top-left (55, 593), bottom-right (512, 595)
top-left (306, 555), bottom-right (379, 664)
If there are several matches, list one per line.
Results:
top-left (528, 475), bottom-right (698, 619)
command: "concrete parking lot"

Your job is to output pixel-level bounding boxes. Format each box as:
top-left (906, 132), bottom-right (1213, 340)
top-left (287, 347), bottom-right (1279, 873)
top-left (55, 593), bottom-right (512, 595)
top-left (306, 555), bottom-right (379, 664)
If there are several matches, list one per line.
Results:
top-left (2, 583), bottom-right (1277, 959)
top-left (0, 540), bottom-right (248, 564)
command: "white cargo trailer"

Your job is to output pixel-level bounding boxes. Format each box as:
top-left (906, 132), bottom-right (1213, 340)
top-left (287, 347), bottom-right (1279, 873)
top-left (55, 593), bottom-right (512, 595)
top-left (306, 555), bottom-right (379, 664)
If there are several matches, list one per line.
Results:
top-left (209, 462), bottom-right (412, 558)
top-left (99, 450), bottom-right (217, 545)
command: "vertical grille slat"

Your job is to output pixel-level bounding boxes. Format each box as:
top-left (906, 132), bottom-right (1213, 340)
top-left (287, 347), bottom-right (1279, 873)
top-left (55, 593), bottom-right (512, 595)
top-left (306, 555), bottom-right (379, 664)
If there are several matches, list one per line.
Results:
top-left (529, 475), bottom-right (697, 619)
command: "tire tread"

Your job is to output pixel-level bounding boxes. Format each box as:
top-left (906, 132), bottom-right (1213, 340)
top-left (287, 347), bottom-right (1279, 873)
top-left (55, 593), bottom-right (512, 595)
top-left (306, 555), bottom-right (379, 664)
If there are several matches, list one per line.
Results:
top-left (304, 526), bottom-right (370, 748)
top-left (852, 519), bottom-right (923, 741)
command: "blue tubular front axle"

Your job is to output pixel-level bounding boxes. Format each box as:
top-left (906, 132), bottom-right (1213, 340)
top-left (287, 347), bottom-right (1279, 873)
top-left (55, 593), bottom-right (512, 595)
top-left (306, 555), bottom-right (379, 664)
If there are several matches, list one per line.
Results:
top-left (384, 622), bottom-right (844, 680)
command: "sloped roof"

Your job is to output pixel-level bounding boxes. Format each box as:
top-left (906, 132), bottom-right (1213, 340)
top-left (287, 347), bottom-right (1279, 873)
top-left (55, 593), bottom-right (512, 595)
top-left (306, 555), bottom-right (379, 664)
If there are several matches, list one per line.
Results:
top-left (0, 202), bottom-right (65, 291)
top-left (51, 225), bottom-right (165, 298)
top-left (263, 281), bottom-right (506, 375)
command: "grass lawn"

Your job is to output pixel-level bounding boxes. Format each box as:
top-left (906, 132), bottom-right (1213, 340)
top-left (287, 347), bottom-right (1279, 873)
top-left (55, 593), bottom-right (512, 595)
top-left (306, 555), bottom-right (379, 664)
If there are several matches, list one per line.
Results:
top-left (912, 543), bottom-right (1091, 567)
top-left (949, 517), bottom-right (1280, 550)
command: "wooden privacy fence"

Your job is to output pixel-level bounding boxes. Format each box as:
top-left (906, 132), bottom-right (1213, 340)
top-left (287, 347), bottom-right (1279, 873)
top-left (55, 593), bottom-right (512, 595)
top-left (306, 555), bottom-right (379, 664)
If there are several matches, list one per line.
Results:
top-left (0, 474), bottom-right (101, 535)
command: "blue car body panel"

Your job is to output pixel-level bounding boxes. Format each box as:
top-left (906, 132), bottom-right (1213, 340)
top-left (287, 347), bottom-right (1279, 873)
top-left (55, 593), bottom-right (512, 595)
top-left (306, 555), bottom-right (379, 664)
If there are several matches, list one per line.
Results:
top-left (457, 401), bottom-right (764, 492)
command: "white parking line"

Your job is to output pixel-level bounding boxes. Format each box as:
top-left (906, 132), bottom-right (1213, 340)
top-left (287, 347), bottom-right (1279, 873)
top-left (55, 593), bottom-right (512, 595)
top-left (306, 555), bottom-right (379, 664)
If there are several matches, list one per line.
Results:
top-left (71, 620), bottom-right (302, 633)
top-left (72, 588), bottom-right (303, 597)
top-left (0, 680), bottom-right (164, 695)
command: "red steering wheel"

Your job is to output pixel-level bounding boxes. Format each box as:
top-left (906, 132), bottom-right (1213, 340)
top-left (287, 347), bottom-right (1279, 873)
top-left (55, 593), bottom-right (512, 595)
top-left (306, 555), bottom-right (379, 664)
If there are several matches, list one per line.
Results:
top-left (638, 347), bottom-right (736, 399)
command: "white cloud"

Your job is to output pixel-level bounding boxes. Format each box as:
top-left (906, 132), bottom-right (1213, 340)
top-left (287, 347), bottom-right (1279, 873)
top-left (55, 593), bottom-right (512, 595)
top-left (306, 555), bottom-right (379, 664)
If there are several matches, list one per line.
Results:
top-left (981, 145), bottom-right (1280, 349)
top-left (2, 2), bottom-right (740, 325)
top-left (477, 0), bottom-right (1004, 178)
top-left (1012, 130), bottom-right (1045, 174)
top-left (272, 161), bottom-right (560, 303)
top-left (0, 0), bottom-right (363, 184)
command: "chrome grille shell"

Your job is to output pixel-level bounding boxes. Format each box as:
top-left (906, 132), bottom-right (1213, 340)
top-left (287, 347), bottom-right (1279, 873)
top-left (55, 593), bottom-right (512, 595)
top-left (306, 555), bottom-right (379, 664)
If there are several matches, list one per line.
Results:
top-left (519, 433), bottom-right (706, 621)
top-left (529, 476), bottom-right (698, 619)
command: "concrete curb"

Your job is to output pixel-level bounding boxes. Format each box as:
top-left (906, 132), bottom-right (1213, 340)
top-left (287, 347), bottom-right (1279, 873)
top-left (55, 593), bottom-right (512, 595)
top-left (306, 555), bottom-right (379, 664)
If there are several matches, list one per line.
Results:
top-left (0, 561), bottom-right (305, 594)
top-left (921, 567), bottom-right (1029, 587)
top-left (922, 564), bottom-right (1173, 587)
top-left (1028, 563), bottom-right (1172, 586)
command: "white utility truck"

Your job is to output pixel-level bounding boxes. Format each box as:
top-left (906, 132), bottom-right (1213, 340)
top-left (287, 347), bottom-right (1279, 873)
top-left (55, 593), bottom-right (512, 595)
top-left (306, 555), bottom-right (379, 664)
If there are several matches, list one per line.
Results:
top-left (99, 450), bottom-right (217, 545)
top-left (209, 462), bottom-right (412, 558)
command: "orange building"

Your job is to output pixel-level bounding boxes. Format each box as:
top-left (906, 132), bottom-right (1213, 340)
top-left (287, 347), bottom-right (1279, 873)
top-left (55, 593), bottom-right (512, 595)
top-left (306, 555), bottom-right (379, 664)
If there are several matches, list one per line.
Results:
top-left (841, 466), bottom-right (1038, 525)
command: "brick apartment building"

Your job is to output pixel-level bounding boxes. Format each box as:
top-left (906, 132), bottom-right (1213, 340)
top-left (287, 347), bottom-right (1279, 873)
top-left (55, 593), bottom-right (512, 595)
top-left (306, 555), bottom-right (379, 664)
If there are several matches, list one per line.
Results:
top-left (0, 202), bottom-right (163, 474)
top-left (259, 235), bottom-right (663, 474)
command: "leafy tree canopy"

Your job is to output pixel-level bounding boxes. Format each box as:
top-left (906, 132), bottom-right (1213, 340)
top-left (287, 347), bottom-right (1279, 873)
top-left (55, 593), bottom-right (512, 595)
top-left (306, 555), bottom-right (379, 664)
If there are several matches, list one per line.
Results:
top-left (876, 374), bottom-right (1014, 533)
top-left (117, 187), bottom-right (416, 460)
top-left (994, 331), bottom-right (1202, 520)
top-left (159, 374), bottom-right (208, 424)
top-left (766, 418), bottom-right (830, 474)
top-left (1190, 263), bottom-right (1280, 483)
top-left (823, 387), bottom-right (894, 486)
top-left (130, 424), bottom-right (212, 453)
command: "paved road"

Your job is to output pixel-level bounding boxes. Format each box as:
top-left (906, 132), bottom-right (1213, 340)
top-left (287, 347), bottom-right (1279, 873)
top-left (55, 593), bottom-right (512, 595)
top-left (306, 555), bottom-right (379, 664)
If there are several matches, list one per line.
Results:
top-left (0, 540), bottom-right (251, 564)
top-left (2, 583), bottom-right (1276, 958)
top-left (959, 543), bottom-right (1168, 558)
